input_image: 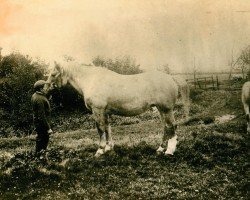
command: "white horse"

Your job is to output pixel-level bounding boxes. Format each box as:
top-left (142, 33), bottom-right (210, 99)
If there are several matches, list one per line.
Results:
top-left (46, 62), bottom-right (185, 157)
top-left (242, 81), bottom-right (250, 133)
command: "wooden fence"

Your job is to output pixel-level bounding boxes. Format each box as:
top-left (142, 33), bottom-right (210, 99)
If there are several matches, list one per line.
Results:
top-left (186, 75), bottom-right (243, 91)
top-left (186, 75), bottom-right (219, 90)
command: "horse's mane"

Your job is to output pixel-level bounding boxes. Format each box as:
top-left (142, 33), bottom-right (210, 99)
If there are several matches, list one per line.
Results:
top-left (57, 61), bottom-right (117, 78)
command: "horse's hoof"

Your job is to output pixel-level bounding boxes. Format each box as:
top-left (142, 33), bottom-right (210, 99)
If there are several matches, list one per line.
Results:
top-left (156, 146), bottom-right (165, 155)
top-left (94, 148), bottom-right (104, 157)
top-left (164, 152), bottom-right (174, 156)
top-left (104, 144), bottom-right (113, 153)
top-left (164, 149), bottom-right (174, 156)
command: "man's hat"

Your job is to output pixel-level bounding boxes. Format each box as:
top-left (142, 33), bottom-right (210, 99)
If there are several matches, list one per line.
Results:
top-left (34, 80), bottom-right (46, 90)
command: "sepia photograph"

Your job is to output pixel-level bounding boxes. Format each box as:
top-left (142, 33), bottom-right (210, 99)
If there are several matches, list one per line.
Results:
top-left (0, 0), bottom-right (249, 199)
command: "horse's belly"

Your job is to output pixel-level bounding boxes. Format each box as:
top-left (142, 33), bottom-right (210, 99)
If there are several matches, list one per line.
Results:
top-left (107, 102), bottom-right (151, 116)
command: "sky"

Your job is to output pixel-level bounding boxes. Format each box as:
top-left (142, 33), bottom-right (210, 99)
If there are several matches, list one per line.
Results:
top-left (0, 0), bottom-right (250, 73)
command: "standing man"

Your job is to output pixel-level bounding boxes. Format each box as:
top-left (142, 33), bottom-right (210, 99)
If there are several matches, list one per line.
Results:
top-left (31, 80), bottom-right (53, 155)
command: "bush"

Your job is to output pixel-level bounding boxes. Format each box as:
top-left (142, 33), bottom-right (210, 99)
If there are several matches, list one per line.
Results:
top-left (92, 55), bottom-right (142, 75)
top-left (0, 53), bottom-right (47, 134)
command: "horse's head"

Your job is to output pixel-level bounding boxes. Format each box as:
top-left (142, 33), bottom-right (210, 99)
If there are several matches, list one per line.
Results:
top-left (45, 62), bottom-right (68, 91)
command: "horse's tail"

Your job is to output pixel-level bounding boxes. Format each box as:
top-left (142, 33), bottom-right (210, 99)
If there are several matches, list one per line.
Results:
top-left (172, 76), bottom-right (190, 120)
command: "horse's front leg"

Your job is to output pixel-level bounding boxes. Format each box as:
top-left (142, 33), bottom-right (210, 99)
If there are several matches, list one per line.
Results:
top-left (104, 122), bottom-right (114, 153)
top-left (93, 109), bottom-right (114, 157)
top-left (157, 109), bottom-right (178, 155)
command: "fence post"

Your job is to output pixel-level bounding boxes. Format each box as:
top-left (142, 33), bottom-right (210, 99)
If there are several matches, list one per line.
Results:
top-left (216, 75), bottom-right (219, 89)
top-left (194, 71), bottom-right (196, 89)
top-left (212, 76), bottom-right (215, 90)
top-left (197, 79), bottom-right (201, 89)
top-left (204, 77), bottom-right (207, 89)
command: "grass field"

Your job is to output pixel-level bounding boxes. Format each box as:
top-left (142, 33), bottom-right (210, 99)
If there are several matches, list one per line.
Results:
top-left (0, 90), bottom-right (249, 199)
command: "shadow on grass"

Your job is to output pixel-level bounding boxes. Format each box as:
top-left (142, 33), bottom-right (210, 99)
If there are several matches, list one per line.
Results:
top-left (1, 133), bottom-right (249, 199)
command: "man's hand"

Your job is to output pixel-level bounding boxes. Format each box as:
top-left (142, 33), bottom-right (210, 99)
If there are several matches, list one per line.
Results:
top-left (48, 129), bottom-right (53, 134)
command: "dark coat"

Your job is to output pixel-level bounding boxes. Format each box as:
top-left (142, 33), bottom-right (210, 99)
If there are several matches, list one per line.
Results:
top-left (31, 91), bottom-right (51, 131)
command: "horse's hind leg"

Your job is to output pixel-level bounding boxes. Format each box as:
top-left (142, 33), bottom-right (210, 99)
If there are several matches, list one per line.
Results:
top-left (104, 116), bottom-right (114, 152)
top-left (157, 108), bottom-right (178, 155)
top-left (93, 109), bottom-right (107, 157)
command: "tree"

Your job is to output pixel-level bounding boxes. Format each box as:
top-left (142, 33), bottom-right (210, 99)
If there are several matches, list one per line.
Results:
top-left (0, 52), bottom-right (47, 133)
top-left (230, 45), bottom-right (250, 79)
top-left (239, 45), bottom-right (250, 79)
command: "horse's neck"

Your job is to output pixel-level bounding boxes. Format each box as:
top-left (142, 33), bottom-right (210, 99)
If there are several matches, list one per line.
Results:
top-left (67, 78), bottom-right (84, 96)
top-left (64, 65), bottom-right (115, 95)
top-left (64, 66), bottom-right (93, 95)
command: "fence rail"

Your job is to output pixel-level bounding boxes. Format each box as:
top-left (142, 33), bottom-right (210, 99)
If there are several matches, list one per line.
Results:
top-left (186, 75), bottom-right (219, 90)
top-left (186, 74), bottom-right (245, 91)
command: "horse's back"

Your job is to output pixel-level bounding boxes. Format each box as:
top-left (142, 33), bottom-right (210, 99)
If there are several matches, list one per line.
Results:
top-left (141, 71), bottom-right (178, 98)
top-left (109, 71), bottom-right (178, 103)
top-left (89, 69), bottom-right (177, 97)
